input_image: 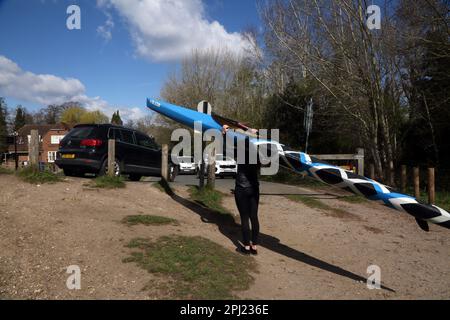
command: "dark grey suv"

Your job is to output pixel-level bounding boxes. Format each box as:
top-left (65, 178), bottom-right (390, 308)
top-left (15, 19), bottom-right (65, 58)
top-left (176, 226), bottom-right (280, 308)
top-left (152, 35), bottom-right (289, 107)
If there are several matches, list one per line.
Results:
top-left (55, 124), bottom-right (177, 181)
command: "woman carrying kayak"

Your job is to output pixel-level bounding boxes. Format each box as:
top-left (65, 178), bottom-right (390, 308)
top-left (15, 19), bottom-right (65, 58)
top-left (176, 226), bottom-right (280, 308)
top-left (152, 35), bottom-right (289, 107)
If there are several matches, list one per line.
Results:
top-left (222, 124), bottom-right (260, 255)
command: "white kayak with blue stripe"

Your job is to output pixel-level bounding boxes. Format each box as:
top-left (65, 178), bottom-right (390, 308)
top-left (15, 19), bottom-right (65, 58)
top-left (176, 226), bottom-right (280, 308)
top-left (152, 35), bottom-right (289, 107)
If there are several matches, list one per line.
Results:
top-left (146, 98), bottom-right (450, 231)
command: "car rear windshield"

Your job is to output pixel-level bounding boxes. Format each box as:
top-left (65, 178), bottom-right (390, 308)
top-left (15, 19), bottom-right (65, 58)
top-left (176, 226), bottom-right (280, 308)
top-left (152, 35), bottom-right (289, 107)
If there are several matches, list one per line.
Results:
top-left (65, 126), bottom-right (97, 139)
top-left (216, 154), bottom-right (234, 161)
top-left (178, 156), bottom-right (193, 163)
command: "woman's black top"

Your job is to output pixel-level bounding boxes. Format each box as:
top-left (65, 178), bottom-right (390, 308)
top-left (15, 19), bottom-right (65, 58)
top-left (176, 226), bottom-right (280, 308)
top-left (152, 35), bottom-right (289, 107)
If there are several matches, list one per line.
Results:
top-left (236, 163), bottom-right (260, 188)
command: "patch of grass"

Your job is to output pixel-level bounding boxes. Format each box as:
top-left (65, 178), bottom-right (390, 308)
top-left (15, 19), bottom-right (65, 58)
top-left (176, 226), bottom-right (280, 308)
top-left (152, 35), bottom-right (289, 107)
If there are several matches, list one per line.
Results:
top-left (91, 175), bottom-right (125, 189)
top-left (16, 166), bottom-right (61, 184)
top-left (123, 235), bottom-right (256, 299)
top-left (404, 187), bottom-right (450, 211)
top-left (338, 194), bottom-right (368, 204)
top-left (152, 181), bottom-right (165, 192)
top-left (286, 194), bottom-right (360, 221)
top-left (435, 192), bottom-right (450, 211)
top-left (122, 215), bottom-right (178, 226)
top-left (0, 167), bottom-right (13, 175)
top-left (188, 186), bottom-right (230, 215)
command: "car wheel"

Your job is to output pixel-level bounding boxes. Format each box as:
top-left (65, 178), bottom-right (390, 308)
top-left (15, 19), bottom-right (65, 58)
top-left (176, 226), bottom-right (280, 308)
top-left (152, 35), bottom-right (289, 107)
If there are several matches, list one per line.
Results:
top-left (100, 158), bottom-right (121, 177)
top-left (168, 163), bottom-right (178, 182)
top-left (129, 174), bottom-right (142, 181)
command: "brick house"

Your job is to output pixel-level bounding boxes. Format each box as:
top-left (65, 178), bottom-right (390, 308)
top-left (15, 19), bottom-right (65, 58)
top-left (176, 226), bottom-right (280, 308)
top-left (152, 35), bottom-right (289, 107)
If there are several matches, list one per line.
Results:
top-left (7, 124), bottom-right (69, 166)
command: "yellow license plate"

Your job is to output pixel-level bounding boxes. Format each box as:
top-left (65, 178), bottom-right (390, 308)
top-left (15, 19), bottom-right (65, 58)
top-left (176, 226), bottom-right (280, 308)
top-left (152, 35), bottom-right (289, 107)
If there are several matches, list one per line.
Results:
top-left (62, 154), bottom-right (75, 159)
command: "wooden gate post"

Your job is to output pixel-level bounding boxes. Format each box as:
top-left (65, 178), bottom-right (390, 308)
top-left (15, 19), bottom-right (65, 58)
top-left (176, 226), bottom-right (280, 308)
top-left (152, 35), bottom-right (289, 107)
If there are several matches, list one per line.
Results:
top-left (428, 168), bottom-right (435, 205)
top-left (161, 144), bottom-right (169, 181)
top-left (356, 148), bottom-right (364, 176)
top-left (108, 139), bottom-right (116, 176)
top-left (401, 165), bottom-right (407, 193)
top-left (29, 129), bottom-right (39, 169)
top-left (413, 167), bottom-right (420, 199)
top-left (207, 147), bottom-right (216, 189)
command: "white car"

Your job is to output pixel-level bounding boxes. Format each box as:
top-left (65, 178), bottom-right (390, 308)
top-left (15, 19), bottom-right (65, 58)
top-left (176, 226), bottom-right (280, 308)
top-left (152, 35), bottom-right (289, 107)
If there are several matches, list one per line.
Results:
top-left (199, 154), bottom-right (237, 177)
top-left (176, 156), bottom-right (197, 174)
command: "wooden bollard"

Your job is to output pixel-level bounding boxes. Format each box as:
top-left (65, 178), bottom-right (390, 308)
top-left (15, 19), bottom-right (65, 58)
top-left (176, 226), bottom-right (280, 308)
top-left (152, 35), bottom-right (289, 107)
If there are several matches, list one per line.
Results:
top-left (413, 167), bottom-right (420, 199)
top-left (356, 148), bottom-right (364, 176)
top-left (428, 168), bottom-right (435, 204)
top-left (207, 148), bottom-right (216, 189)
top-left (29, 129), bottom-right (40, 168)
top-left (161, 144), bottom-right (168, 181)
top-left (108, 139), bottom-right (116, 176)
top-left (401, 165), bottom-right (407, 193)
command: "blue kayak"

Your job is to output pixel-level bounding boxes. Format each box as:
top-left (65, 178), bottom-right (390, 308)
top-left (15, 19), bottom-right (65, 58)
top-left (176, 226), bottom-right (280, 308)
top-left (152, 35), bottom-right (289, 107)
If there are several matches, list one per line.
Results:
top-left (146, 98), bottom-right (450, 231)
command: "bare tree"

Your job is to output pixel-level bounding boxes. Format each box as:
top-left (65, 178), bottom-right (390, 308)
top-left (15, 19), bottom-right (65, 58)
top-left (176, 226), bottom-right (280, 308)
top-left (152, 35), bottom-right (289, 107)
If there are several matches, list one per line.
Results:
top-left (261, 0), bottom-right (408, 183)
top-left (161, 47), bottom-right (266, 127)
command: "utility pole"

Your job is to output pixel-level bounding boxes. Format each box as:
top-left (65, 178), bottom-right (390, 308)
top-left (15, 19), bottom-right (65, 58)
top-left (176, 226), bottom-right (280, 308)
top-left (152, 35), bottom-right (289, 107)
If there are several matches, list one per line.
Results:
top-left (304, 98), bottom-right (313, 153)
top-left (13, 131), bottom-right (18, 171)
top-left (197, 100), bottom-right (212, 190)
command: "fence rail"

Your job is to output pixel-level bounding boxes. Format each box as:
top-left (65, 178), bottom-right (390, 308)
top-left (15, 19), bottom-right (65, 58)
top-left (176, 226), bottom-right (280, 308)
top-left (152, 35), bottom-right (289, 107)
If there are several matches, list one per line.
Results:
top-left (311, 148), bottom-right (364, 175)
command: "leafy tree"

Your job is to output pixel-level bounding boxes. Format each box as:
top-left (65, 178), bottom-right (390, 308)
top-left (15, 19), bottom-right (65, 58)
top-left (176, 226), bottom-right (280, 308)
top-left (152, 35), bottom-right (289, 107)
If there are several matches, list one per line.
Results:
top-left (60, 106), bottom-right (86, 125)
top-left (111, 110), bottom-right (123, 125)
top-left (79, 110), bottom-right (108, 124)
top-left (0, 98), bottom-right (8, 153)
top-left (13, 106), bottom-right (27, 131)
top-left (33, 102), bottom-right (76, 124)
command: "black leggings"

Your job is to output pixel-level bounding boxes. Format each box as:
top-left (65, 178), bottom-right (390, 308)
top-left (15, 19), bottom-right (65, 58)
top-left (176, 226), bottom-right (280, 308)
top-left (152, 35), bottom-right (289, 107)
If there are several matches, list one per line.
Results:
top-left (234, 185), bottom-right (260, 246)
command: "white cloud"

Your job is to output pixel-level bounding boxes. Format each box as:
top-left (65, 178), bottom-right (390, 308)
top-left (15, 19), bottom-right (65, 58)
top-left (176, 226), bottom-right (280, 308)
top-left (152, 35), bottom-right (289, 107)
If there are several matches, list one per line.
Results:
top-left (0, 56), bottom-right (85, 106)
top-left (0, 55), bottom-right (144, 121)
top-left (97, 0), bottom-right (251, 61)
top-left (97, 12), bottom-right (114, 42)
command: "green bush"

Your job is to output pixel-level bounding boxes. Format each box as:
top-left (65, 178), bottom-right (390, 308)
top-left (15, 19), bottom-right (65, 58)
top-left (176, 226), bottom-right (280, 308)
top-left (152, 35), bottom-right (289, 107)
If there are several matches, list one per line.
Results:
top-left (16, 166), bottom-right (61, 184)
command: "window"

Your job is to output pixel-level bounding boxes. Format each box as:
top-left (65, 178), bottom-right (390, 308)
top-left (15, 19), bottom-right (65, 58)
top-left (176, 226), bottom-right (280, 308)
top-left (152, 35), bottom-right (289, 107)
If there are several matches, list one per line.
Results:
top-left (48, 151), bottom-right (57, 163)
top-left (120, 130), bottom-right (135, 144)
top-left (65, 127), bottom-right (95, 139)
top-left (112, 129), bottom-right (122, 142)
top-left (135, 132), bottom-right (157, 149)
top-left (51, 135), bottom-right (65, 144)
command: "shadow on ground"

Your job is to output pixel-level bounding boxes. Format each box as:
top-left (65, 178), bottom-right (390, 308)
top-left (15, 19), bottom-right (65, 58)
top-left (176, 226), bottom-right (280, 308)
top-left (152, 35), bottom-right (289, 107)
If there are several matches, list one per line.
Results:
top-left (160, 180), bottom-right (395, 293)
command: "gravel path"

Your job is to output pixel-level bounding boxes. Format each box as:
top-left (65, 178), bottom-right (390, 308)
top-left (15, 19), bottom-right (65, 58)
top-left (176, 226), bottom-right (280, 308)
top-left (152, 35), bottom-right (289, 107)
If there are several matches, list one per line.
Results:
top-left (0, 175), bottom-right (449, 299)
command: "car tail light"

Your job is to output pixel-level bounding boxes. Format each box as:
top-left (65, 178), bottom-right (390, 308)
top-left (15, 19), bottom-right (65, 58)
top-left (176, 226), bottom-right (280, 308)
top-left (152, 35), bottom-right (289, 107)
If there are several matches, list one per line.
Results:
top-left (80, 139), bottom-right (103, 147)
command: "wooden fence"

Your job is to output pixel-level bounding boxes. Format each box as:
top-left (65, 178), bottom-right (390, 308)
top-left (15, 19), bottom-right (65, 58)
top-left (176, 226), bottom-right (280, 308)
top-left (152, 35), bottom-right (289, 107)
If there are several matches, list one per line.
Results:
top-left (312, 148), bottom-right (365, 176)
top-left (400, 165), bottom-right (436, 204)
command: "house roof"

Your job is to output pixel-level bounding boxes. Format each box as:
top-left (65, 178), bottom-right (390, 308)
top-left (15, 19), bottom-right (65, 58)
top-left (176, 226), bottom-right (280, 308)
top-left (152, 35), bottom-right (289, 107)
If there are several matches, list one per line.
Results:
top-left (16, 124), bottom-right (66, 137)
top-left (8, 124), bottom-right (68, 152)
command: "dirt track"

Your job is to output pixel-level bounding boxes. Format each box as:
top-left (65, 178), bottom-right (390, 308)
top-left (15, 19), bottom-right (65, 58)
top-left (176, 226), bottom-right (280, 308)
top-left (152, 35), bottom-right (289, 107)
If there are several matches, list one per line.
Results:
top-left (0, 174), bottom-right (449, 299)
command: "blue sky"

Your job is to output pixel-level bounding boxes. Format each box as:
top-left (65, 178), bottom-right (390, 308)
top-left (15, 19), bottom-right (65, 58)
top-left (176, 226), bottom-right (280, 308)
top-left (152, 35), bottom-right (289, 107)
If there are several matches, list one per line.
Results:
top-left (0, 0), bottom-right (260, 120)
